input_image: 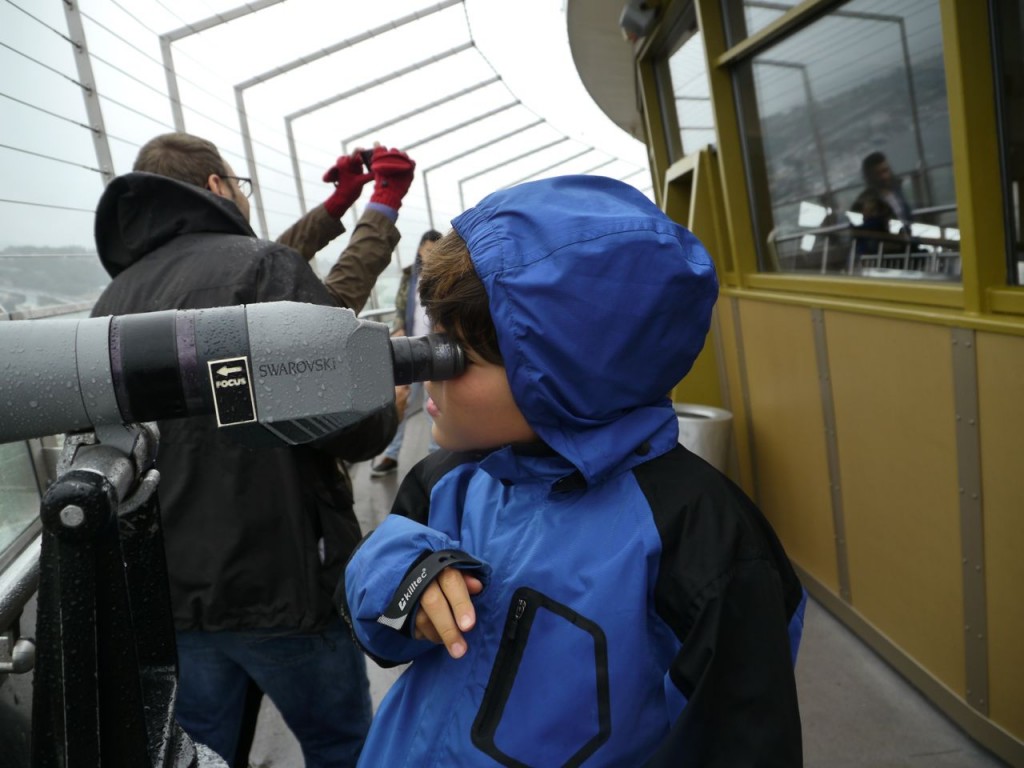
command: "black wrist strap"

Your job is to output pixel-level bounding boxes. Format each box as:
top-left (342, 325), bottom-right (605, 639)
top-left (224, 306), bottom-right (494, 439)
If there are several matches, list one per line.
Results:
top-left (376, 549), bottom-right (482, 633)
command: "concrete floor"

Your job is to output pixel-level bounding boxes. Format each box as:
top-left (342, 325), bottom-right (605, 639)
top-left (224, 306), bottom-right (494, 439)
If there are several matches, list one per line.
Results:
top-left (248, 409), bottom-right (1009, 767)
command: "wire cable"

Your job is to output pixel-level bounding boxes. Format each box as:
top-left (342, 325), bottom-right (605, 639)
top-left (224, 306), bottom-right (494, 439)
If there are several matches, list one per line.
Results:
top-left (0, 41), bottom-right (87, 91)
top-left (87, 49), bottom-right (173, 104)
top-left (0, 198), bottom-right (96, 214)
top-left (98, 91), bottom-right (175, 130)
top-left (0, 90), bottom-right (95, 133)
top-left (0, 142), bottom-right (104, 174)
top-left (2, 0), bottom-right (77, 47)
top-left (102, 0), bottom-right (336, 170)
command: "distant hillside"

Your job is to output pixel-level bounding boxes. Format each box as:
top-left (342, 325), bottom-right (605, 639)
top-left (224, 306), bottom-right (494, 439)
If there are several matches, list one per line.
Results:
top-left (0, 245), bottom-right (109, 313)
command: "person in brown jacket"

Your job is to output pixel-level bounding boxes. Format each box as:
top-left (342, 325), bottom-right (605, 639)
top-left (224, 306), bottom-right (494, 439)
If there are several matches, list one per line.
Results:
top-left (277, 147), bottom-right (405, 312)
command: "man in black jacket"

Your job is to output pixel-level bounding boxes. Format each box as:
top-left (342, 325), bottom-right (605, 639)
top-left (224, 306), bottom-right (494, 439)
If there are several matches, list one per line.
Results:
top-left (91, 132), bottom-right (414, 768)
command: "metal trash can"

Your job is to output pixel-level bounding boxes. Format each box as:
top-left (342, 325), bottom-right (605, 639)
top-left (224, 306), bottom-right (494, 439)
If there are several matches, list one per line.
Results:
top-left (674, 402), bottom-right (733, 473)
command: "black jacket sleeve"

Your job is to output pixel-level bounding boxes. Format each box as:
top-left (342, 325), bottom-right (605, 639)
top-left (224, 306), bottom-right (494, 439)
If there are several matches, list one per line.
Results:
top-left (637, 446), bottom-right (804, 767)
top-left (389, 449), bottom-right (485, 524)
top-left (644, 559), bottom-right (802, 767)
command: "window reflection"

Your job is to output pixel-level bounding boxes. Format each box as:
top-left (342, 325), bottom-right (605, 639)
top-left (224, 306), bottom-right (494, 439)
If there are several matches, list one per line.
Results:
top-left (723, 0), bottom-right (800, 46)
top-left (735, 0), bottom-right (960, 280)
top-left (666, 33), bottom-right (715, 157)
top-left (992, 0), bottom-right (1024, 285)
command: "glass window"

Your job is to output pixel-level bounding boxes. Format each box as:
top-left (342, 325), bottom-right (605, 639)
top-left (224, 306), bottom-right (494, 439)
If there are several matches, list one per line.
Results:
top-left (722, 0), bottom-right (801, 47)
top-left (992, 0), bottom-right (1024, 285)
top-left (667, 33), bottom-right (716, 157)
top-left (734, 0), bottom-right (960, 280)
top-left (0, 1), bottom-right (110, 315)
top-left (0, 440), bottom-right (41, 560)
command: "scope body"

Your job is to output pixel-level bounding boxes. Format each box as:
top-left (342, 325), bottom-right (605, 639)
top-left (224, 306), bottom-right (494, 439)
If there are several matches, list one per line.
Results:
top-left (0, 301), bottom-right (462, 445)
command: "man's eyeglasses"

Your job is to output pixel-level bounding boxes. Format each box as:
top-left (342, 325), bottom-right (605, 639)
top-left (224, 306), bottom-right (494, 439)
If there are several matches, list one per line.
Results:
top-left (221, 175), bottom-right (253, 199)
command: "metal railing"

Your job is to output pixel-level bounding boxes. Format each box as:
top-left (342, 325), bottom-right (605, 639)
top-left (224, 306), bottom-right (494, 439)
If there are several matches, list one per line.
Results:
top-left (768, 205), bottom-right (960, 277)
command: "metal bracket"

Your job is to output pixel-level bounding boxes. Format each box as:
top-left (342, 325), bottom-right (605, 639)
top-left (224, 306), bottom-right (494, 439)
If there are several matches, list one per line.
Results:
top-left (30, 422), bottom-right (223, 766)
top-left (0, 629), bottom-right (35, 675)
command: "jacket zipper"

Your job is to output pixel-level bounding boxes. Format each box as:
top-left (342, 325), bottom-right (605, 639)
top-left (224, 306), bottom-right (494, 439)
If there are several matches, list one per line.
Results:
top-left (506, 597), bottom-right (527, 642)
top-left (475, 594), bottom-right (530, 735)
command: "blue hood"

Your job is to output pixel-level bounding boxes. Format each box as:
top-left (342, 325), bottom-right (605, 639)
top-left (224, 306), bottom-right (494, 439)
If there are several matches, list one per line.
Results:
top-left (451, 175), bottom-right (718, 485)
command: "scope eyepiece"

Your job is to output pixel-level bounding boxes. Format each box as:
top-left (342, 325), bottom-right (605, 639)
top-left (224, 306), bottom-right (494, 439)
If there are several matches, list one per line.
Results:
top-left (390, 334), bottom-right (465, 386)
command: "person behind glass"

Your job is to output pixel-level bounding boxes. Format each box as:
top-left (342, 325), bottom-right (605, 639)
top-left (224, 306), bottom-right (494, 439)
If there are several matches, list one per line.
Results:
top-left (90, 132), bottom-right (417, 768)
top-left (851, 150), bottom-right (914, 256)
top-left (370, 229), bottom-right (443, 478)
top-left (341, 175), bottom-right (806, 766)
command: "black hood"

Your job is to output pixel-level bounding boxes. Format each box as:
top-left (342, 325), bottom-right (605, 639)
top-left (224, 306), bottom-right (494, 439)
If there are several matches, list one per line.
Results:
top-left (95, 171), bottom-right (256, 277)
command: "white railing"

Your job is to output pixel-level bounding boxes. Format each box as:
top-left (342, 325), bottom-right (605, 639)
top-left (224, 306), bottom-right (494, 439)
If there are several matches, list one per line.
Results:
top-left (768, 205), bottom-right (960, 278)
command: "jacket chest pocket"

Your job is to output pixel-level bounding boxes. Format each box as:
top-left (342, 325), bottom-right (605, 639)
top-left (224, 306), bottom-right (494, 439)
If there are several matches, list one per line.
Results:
top-left (471, 587), bottom-right (611, 767)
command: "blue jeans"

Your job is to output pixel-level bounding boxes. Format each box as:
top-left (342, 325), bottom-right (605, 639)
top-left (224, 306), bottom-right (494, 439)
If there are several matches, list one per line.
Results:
top-left (175, 620), bottom-right (371, 768)
top-left (383, 381), bottom-right (438, 459)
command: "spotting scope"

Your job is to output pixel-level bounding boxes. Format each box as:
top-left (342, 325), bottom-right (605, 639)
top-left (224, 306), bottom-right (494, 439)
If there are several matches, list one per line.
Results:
top-left (0, 301), bottom-right (463, 445)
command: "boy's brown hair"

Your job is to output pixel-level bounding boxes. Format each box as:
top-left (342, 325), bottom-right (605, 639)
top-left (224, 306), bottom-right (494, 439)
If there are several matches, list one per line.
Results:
top-left (418, 229), bottom-right (503, 365)
top-left (133, 132), bottom-right (228, 189)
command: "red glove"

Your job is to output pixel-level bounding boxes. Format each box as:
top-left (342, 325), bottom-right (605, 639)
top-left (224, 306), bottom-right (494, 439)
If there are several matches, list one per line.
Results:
top-left (322, 151), bottom-right (373, 218)
top-left (369, 146), bottom-right (416, 210)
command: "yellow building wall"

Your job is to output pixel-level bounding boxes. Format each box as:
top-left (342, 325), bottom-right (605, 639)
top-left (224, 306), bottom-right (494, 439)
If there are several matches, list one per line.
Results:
top-left (716, 299), bottom-right (756, 496)
top-left (715, 299), bottom-right (1024, 752)
top-left (825, 312), bottom-right (965, 695)
top-left (976, 332), bottom-right (1024, 737)
top-left (619, 0), bottom-right (1024, 755)
top-left (668, 152), bottom-right (729, 410)
top-left (736, 300), bottom-right (838, 592)
top-left (672, 326), bottom-right (722, 409)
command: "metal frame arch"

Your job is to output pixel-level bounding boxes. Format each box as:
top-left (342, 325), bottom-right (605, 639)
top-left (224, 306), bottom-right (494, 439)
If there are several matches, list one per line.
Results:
top-left (230, 0), bottom-right (465, 236)
top-left (338, 76), bottom-right (502, 152)
top-left (159, 0), bottom-right (286, 133)
top-left (499, 147), bottom-right (600, 189)
top-left (318, 76), bottom-right (502, 221)
top-left (420, 118), bottom-right (547, 228)
top-left (456, 137), bottom-right (573, 210)
top-left (282, 44), bottom-right (485, 215)
top-left (338, 99), bottom-right (522, 230)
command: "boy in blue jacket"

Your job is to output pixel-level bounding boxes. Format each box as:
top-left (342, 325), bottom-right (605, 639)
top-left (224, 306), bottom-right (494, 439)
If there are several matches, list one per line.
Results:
top-left (341, 175), bottom-right (806, 767)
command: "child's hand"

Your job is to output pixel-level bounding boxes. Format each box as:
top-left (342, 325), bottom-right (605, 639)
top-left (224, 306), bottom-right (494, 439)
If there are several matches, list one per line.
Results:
top-left (413, 567), bottom-right (484, 659)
